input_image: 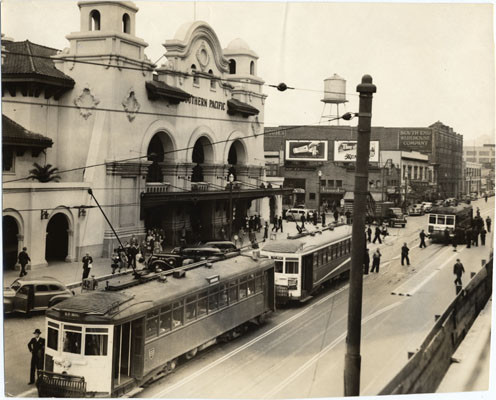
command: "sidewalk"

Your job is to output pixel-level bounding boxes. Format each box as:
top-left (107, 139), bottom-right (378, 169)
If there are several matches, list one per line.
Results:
top-left (436, 297), bottom-right (492, 393)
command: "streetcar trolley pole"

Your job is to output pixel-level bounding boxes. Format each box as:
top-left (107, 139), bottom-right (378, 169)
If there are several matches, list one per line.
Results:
top-left (344, 75), bottom-right (376, 396)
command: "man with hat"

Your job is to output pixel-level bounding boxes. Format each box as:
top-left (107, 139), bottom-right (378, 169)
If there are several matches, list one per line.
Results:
top-left (28, 328), bottom-right (45, 384)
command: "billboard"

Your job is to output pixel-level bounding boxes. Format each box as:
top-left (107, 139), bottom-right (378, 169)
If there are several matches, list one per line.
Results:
top-left (285, 140), bottom-right (328, 161)
top-left (334, 141), bottom-right (379, 162)
top-left (399, 129), bottom-right (432, 153)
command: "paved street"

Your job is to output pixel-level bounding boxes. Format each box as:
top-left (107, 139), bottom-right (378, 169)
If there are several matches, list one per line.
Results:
top-left (3, 198), bottom-right (493, 398)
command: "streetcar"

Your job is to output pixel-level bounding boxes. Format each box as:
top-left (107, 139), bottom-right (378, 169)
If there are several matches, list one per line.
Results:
top-left (37, 256), bottom-right (275, 397)
top-left (260, 224), bottom-right (352, 304)
top-left (428, 203), bottom-right (473, 243)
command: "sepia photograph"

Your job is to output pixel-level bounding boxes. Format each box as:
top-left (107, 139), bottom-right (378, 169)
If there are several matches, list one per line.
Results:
top-left (1, 0), bottom-right (494, 398)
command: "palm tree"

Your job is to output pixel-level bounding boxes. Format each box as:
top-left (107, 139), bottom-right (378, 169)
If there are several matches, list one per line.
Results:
top-left (28, 162), bottom-right (61, 183)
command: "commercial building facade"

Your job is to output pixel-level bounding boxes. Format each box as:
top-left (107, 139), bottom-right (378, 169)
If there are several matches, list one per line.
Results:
top-left (463, 144), bottom-right (495, 193)
top-left (462, 161), bottom-right (482, 196)
top-left (2, 1), bottom-right (288, 269)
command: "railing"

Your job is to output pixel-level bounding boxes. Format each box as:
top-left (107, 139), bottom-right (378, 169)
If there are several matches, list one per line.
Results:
top-left (145, 182), bottom-right (170, 193)
top-left (37, 370), bottom-right (86, 398)
top-left (191, 182), bottom-right (210, 191)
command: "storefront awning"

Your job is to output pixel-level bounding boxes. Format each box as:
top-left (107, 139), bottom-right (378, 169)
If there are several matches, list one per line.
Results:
top-left (145, 80), bottom-right (192, 104)
top-left (227, 98), bottom-right (259, 117)
top-left (141, 187), bottom-right (294, 208)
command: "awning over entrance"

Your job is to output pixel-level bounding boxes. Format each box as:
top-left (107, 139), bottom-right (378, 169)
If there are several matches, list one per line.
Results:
top-left (145, 80), bottom-right (192, 104)
top-left (227, 98), bottom-right (259, 117)
top-left (141, 187), bottom-right (293, 208)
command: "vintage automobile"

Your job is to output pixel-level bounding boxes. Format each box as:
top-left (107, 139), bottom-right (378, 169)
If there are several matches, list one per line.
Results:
top-left (408, 204), bottom-right (425, 216)
top-left (421, 202), bottom-right (433, 212)
top-left (146, 246), bottom-right (228, 270)
top-left (4, 277), bottom-right (73, 315)
top-left (201, 241), bottom-right (240, 255)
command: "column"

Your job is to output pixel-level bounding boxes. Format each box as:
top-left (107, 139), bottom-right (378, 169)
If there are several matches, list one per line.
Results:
top-left (65, 228), bottom-right (75, 262)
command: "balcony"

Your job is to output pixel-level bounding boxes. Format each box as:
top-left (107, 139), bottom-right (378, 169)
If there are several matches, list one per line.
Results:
top-left (191, 182), bottom-right (210, 192)
top-left (145, 182), bottom-right (170, 193)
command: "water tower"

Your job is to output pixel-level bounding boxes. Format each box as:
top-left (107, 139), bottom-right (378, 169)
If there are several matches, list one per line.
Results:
top-left (320, 74), bottom-right (348, 125)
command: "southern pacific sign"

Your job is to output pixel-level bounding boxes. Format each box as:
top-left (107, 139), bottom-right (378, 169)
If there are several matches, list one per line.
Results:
top-left (399, 129), bottom-right (432, 153)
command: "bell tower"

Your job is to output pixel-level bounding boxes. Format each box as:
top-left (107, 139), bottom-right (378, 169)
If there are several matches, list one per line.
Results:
top-left (61, 1), bottom-right (152, 67)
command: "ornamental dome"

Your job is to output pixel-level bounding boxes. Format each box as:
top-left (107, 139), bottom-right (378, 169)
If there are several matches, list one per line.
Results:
top-left (224, 38), bottom-right (258, 58)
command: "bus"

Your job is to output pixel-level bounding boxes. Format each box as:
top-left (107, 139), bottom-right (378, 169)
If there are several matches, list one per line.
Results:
top-left (428, 204), bottom-right (473, 243)
top-left (37, 256), bottom-right (275, 398)
top-left (260, 224), bottom-right (352, 304)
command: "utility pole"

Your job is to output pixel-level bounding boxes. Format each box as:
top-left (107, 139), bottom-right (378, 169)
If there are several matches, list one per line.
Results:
top-left (344, 75), bottom-right (376, 396)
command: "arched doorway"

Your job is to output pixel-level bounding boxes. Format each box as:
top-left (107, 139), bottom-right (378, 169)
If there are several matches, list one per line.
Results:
top-left (191, 136), bottom-right (213, 182)
top-left (146, 131), bottom-right (175, 182)
top-left (3, 216), bottom-right (19, 270)
top-left (227, 139), bottom-right (247, 180)
top-left (45, 213), bottom-right (69, 261)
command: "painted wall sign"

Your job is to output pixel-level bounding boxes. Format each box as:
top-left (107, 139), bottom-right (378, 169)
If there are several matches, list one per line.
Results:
top-left (185, 96), bottom-right (226, 110)
top-left (285, 140), bottom-right (328, 161)
top-left (399, 129), bottom-right (432, 153)
top-left (333, 140), bottom-right (379, 162)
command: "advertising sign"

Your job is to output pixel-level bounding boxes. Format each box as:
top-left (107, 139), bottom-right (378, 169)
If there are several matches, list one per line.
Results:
top-left (333, 141), bottom-right (379, 162)
top-left (285, 140), bottom-right (328, 161)
top-left (399, 129), bottom-right (432, 153)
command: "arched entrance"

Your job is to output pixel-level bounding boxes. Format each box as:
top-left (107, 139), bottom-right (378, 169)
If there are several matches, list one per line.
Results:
top-left (146, 131), bottom-right (175, 182)
top-left (191, 136), bottom-right (213, 182)
top-left (45, 213), bottom-right (69, 261)
top-left (3, 216), bottom-right (19, 270)
top-left (227, 139), bottom-right (247, 180)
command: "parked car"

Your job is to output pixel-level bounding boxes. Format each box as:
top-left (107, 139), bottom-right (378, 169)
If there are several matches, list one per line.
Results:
top-left (408, 204), bottom-right (425, 216)
top-left (201, 241), bottom-right (240, 255)
top-left (434, 200), bottom-right (445, 207)
top-left (421, 202), bottom-right (433, 212)
top-left (4, 277), bottom-right (73, 315)
top-left (285, 208), bottom-right (317, 221)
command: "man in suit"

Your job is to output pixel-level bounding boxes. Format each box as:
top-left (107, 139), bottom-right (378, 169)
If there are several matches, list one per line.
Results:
top-left (18, 247), bottom-right (31, 277)
top-left (28, 328), bottom-right (45, 384)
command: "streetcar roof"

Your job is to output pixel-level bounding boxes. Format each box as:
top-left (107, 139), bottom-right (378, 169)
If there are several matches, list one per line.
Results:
top-left (261, 224), bottom-right (352, 255)
top-left (431, 204), bottom-right (472, 215)
top-left (48, 255), bottom-right (273, 322)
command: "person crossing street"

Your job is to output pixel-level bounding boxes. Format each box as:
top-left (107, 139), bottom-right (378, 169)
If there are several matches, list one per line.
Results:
top-left (370, 249), bottom-right (381, 273)
top-left (480, 227), bottom-right (487, 246)
top-left (453, 258), bottom-right (465, 294)
top-left (401, 243), bottom-right (410, 266)
top-left (373, 226), bottom-right (382, 244)
top-left (486, 216), bottom-right (491, 232)
top-left (419, 229), bottom-right (427, 248)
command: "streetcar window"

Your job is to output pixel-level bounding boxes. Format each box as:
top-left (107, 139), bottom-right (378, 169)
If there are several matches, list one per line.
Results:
top-left (208, 292), bottom-right (219, 312)
top-left (331, 244), bottom-right (337, 259)
top-left (186, 295), bottom-right (197, 304)
top-left (159, 309), bottom-right (171, 333)
top-left (63, 331), bottom-right (81, 354)
top-left (239, 277), bottom-right (248, 299)
top-left (85, 333), bottom-right (108, 356)
top-left (146, 311), bottom-right (159, 339)
top-left (446, 216), bottom-right (455, 226)
top-left (348, 239), bottom-right (352, 253)
top-left (255, 276), bottom-right (263, 293)
top-left (198, 292), bottom-right (208, 316)
top-left (275, 261), bottom-right (283, 273)
top-left (172, 307), bottom-right (183, 328)
top-left (219, 284), bottom-right (228, 308)
top-left (286, 260), bottom-right (299, 274)
top-left (185, 302), bottom-right (197, 322)
top-left (247, 275), bottom-right (255, 296)
top-left (228, 281), bottom-right (238, 304)
top-left (438, 216), bottom-right (446, 225)
top-left (429, 215), bottom-right (436, 224)
top-left (313, 253), bottom-right (319, 267)
top-left (324, 249), bottom-right (328, 263)
top-left (47, 327), bottom-right (58, 350)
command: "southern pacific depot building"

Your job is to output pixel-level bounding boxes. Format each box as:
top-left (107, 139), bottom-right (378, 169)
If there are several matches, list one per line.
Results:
top-left (264, 122), bottom-right (463, 211)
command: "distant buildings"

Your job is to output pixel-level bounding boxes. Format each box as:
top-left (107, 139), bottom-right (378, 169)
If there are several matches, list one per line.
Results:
top-left (463, 144), bottom-right (495, 193)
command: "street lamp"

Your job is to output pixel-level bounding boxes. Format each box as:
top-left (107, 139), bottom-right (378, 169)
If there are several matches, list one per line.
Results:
top-left (404, 173), bottom-right (408, 211)
top-left (228, 173), bottom-right (234, 240)
top-left (318, 170), bottom-right (322, 213)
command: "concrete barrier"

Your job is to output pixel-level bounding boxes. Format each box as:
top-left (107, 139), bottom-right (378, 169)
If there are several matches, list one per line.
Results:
top-left (379, 258), bottom-right (493, 395)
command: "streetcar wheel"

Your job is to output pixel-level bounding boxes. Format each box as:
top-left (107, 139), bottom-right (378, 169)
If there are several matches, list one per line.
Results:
top-left (185, 347), bottom-right (198, 360)
top-left (167, 358), bottom-right (178, 372)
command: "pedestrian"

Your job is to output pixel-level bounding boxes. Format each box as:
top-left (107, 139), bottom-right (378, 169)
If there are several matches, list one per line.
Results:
top-left (453, 258), bottom-right (465, 294)
top-left (472, 228), bottom-right (479, 247)
top-left (486, 216), bottom-right (491, 232)
top-left (465, 227), bottom-right (472, 248)
top-left (18, 247), bottom-right (31, 277)
top-left (118, 246), bottom-right (128, 271)
top-left (345, 210), bottom-right (352, 224)
top-left (272, 215), bottom-right (278, 232)
top-left (82, 253), bottom-right (93, 280)
top-left (111, 250), bottom-right (120, 274)
top-left (239, 227), bottom-right (245, 247)
top-left (476, 207), bottom-right (480, 218)
top-left (300, 213), bottom-right (306, 228)
top-left (401, 243), bottom-right (410, 266)
top-left (480, 227), bottom-right (487, 246)
top-left (444, 227), bottom-right (450, 246)
top-left (333, 209), bottom-right (339, 223)
top-left (373, 226), bottom-right (382, 244)
top-left (313, 211), bottom-right (318, 226)
top-left (28, 328), bottom-right (45, 385)
top-left (485, 194), bottom-right (488, 203)
top-left (263, 221), bottom-right (269, 241)
top-left (371, 249), bottom-right (381, 273)
top-left (381, 225), bottom-right (389, 240)
top-left (419, 229), bottom-right (427, 248)
top-left (321, 211), bottom-right (326, 227)
top-left (367, 226), bottom-right (372, 243)
top-left (363, 248), bottom-right (370, 275)
top-left (140, 240), bottom-right (147, 260)
top-left (452, 232), bottom-right (458, 252)
top-left (278, 216), bottom-right (283, 233)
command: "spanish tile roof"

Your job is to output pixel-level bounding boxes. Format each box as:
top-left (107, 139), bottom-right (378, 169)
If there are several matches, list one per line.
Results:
top-left (2, 40), bottom-right (74, 85)
top-left (2, 114), bottom-right (53, 148)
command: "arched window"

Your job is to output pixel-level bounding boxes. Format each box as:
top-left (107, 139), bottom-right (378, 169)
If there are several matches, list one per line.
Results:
top-left (229, 59), bottom-right (236, 74)
top-left (208, 69), bottom-right (215, 89)
top-left (191, 64), bottom-right (199, 85)
top-left (250, 61), bottom-right (255, 75)
top-left (89, 10), bottom-right (101, 31)
top-left (122, 13), bottom-right (131, 33)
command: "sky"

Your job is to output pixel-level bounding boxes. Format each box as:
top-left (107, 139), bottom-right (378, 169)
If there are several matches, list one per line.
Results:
top-left (1, 0), bottom-right (495, 144)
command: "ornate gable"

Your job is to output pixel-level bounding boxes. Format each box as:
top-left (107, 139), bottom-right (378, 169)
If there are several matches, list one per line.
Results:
top-left (164, 21), bottom-right (229, 75)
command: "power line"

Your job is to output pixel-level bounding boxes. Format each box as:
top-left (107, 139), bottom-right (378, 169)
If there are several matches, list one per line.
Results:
top-left (4, 50), bottom-right (360, 97)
